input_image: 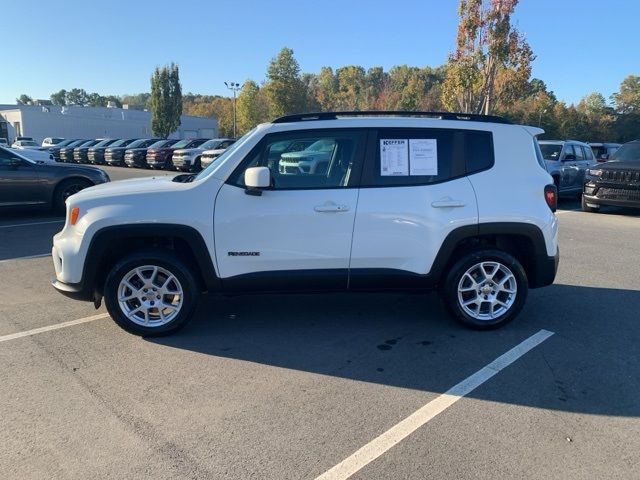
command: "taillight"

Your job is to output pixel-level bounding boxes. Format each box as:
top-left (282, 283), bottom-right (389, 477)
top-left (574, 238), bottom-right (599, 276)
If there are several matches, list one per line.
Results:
top-left (544, 185), bottom-right (557, 212)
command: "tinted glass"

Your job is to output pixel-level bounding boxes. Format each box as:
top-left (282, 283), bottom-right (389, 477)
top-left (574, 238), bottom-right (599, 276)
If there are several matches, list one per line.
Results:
top-left (0, 147), bottom-right (19, 165)
top-left (148, 139), bottom-right (174, 149)
top-left (199, 139), bottom-right (223, 150)
top-left (229, 130), bottom-right (365, 189)
top-left (465, 131), bottom-right (494, 173)
top-left (186, 139), bottom-right (208, 148)
top-left (563, 144), bottom-right (575, 159)
top-left (611, 143), bottom-right (640, 162)
top-left (363, 128), bottom-right (459, 187)
top-left (583, 146), bottom-right (594, 160)
top-left (172, 139), bottom-right (191, 149)
top-left (127, 139), bottom-right (156, 148)
top-left (574, 145), bottom-right (584, 160)
top-left (540, 143), bottom-right (563, 160)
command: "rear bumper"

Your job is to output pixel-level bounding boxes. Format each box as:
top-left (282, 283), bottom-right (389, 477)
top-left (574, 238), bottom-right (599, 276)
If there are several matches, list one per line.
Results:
top-left (530, 247), bottom-right (559, 289)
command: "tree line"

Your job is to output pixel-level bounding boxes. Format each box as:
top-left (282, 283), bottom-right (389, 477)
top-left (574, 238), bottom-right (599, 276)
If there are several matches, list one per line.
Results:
top-left (15, 1), bottom-right (640, 142)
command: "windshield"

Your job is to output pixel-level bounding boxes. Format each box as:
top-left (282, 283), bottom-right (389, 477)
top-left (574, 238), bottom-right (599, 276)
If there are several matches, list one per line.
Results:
top-left (79, 140), bottom-right (98, 147)
top-left (94, 138), bottom-right (116, 147)
top-left (539, 143), bottom-right (563, 161)
top-left (611, 143), bottom-right (640, 162)
top-left (148, 139), bottom-right (173, 149)
top-left (172, 139), bottom-right (192, 149)
top-left (199, 139), bottom-right (222, 150)
top-left (307, 139), bottom-right (335, 152)
top-left (20, 140), bottom-right (38, 146)
top-left (127, 138), bottom-right (156, 148)
top-left (110, 139), bottom-right (134, 147)
top-left (195, 129), bottom-right (256, 181)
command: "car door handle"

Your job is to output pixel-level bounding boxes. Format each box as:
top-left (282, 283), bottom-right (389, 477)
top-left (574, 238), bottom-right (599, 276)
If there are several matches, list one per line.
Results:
top-left (314, 202), bottom-right (349, 213)
top-left (431, 199), bottom-right (466, 208)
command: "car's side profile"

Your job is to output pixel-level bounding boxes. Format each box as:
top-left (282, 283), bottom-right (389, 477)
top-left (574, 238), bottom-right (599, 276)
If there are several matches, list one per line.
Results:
top-left (52, 112), bottom-right (559, 336)
top-left (0, 146), bottom-right (110, 212)
top-left (538, 140), bottom-right (596, 195)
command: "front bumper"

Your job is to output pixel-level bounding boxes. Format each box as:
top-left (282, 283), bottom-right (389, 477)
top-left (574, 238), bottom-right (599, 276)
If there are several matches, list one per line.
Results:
top-left (125, 156), bottom-right (146, 167)
top-left (51, 278), bottom-right (92, 301)
top-left (583, 181), bottom-right (640, 209)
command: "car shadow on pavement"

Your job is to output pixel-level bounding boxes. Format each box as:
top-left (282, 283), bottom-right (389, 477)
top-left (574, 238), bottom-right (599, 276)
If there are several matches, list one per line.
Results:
top-left (149, 283), bottom-right (640, 418)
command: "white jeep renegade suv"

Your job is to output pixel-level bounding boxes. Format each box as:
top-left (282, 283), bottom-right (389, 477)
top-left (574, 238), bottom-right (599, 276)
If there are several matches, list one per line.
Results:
top-left (51, 111), bottom-right (559, 336)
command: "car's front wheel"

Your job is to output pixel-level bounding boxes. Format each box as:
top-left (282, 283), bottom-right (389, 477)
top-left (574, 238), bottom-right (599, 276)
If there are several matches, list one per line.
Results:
top-left (443, 249), bottom-right (528, 329)
top-left (103, 250), bottom-right (200, 336)
top-left (53, 178), bottom-right (92, 213)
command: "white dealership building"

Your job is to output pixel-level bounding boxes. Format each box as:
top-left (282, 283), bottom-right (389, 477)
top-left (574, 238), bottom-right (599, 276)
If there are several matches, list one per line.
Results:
top-left (0, 104), bottom-right (217, 144)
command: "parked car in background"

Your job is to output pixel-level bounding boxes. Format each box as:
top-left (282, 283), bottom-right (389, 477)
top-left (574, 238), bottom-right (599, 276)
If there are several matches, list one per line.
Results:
top-left (201, 139), bottom-right (237, 168)
top-left (73, 138), bottom-right (116, 163)
top-left (72, 139), bottom-right (103, 163)
top-left (10, 147), bottom-right (56, 163)
top-left (124, 138), bottom-right (177, 168)
top-left (15, 136), bottom-right (34, 142)
top-left (588, 142), bottom-right (622, 162)
top-left (146, 138), bottom-right (208, 170)
top-left (0, 139), bottom-right (8, 148)
top-left (172, 138), bottom-right (238, 172)
top-left (49, 139), bottom-right (82, 161)
top-left (88, 138), bottom-right (123, 164)
top-left (538, 140), bottom-right (596, 196)
top-left (104, 139), bottom-right (145, 166)
top-left (59, 139), bottom-right (90, 162)
top-left (12, 139), bottom-right (42, 149)
top-left (0, 146), bottom-right (109, 212)
top-left (42, 137), bottom-right (66, 147)
top-left (583, 139), bottom-right (640, 212)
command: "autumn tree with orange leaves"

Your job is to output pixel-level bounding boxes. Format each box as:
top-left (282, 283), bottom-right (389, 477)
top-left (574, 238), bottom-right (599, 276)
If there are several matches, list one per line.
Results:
top-left (442, 0), bottom-right (534, 115)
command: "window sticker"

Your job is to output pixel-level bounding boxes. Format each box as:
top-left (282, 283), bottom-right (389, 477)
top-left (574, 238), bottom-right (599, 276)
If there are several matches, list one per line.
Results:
top-left (380, 139), bottom-right (408, 176)
top-left (409, 139), bottom-right (438, 176)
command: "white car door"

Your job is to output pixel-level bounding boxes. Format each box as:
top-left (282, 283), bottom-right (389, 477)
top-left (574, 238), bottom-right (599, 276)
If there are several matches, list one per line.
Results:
top-left (349, 127), bottom-right (482, 288)
top-left (214, 129), bottom-right (366, 291)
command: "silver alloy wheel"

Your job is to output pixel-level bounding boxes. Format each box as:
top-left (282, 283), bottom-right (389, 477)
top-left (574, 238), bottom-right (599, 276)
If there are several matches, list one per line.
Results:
top-left (117, 265), bottom-right (184, 327)
top-left (457, 261), bottom-right (517, 321)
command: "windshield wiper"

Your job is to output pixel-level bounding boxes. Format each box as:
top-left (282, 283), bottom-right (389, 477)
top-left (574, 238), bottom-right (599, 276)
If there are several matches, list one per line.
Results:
top-left (172, 173), bottom-right (196, 183)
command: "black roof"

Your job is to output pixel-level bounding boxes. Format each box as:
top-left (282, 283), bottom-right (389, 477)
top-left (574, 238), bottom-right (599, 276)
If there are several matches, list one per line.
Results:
top-left (272, 111), bottom-right (512, 125)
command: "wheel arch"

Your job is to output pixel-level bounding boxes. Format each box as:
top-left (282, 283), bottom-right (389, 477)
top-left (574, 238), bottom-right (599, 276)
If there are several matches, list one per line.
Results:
top-left (432, 223), bottom-right (555, 289)
top-left (82, 224), bottom-right (220, 298)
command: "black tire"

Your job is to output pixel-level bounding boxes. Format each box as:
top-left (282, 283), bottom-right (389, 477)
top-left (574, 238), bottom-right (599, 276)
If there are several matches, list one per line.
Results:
top-left (103, 249), bottom-right (200, 336)
top-left (53, 178), bottom-right (92, 214)
top-left (442, 249), bottom-right (528, 330)
top-left (581, 194), bottom-right (600, 213)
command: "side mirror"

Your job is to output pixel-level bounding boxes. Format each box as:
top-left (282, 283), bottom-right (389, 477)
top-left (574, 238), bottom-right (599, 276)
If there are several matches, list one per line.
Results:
top-left (244, 166), bottom-right (271, 196)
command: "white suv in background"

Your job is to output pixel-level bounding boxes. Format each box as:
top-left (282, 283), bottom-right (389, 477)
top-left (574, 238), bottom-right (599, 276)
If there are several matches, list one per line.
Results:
top-left (51, 112), bottom-right (559, 336)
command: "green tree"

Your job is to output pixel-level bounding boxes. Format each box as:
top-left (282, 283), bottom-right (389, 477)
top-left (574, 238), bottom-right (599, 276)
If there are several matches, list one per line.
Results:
top-left (236, 80), bottom-right (269, 134)
top-left (335, 66), bottom-right (367, 110)
top-left (66, 88), bottom-right (89, 105)
top-left (611, 75), bottom-right (640, 114)
top-left (16, 94), bottom-right (33, 105)
top-left (149, 63), bottom-right (183, 137)
top-left (120, 93), bottom-right (151, 110)
top-left (442, 0), bottom-right (534, 114)
top-left (50, 89), bottom-right (67, 105)
top-left (264, 47), bottom-right (307, 118)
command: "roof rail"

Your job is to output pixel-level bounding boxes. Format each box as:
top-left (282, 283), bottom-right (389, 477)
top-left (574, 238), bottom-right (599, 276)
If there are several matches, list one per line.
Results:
top-left (272, 111), bottom-right (512, 125)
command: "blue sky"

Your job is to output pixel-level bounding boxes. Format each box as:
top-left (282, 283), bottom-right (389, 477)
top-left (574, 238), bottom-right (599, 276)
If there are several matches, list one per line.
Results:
top-left (2, 0), bottom-right (637, 106)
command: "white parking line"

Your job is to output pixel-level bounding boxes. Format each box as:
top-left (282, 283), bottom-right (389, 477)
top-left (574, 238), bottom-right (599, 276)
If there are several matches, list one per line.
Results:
top-left (315, 329), bottom-right (554, 480)
top-left (0, 220), bottom-right (64, 229)
top-left (0, 313), bottom-right (110, 344)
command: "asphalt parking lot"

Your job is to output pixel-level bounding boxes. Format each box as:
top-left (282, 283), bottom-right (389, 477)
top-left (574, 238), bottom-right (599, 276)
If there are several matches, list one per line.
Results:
top-left (1, 166), bottom-right (639, 479)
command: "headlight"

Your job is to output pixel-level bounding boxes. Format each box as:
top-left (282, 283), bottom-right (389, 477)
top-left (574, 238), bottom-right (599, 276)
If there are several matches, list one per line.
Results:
top-left (588, 169), bottom-right (602, 177)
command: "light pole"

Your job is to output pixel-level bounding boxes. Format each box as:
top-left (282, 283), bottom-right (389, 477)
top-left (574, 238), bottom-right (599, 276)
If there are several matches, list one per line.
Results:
top-left (224, 81), bottom-right (241, 138)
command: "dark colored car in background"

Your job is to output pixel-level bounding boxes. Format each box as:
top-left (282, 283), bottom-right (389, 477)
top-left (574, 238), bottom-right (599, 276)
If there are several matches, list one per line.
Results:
top-left (88, 138), bottom-right (123, 164)
top-left (124, 138), bottom-right (177, 168)
top-left (588, 142), bottom-right (622, 162)
top-left (50, 139), bottom-right (83, 161)
top-left (0, 146), bottom-right (110, 213)
top-left (72, 139), bottom-right (104, 163)
top-left (583, 140), bottom-right (640, 212)
top-left (104, 139), bottom-right (140, 166)
top-left (80, 138), bottom-right (118, 164)
top-left (59, 139), bottom-right (92, 162)
top-left (146, 138), bottom-right (209, 170)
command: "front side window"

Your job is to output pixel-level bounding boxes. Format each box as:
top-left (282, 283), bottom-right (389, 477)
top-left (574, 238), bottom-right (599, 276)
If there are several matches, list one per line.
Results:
top-left (229, 130), bottom-right (365, 190)
top-left (573, 144), bottom-right (585, 160)
top-left (563, 144), bottom-right (576, 160)
top-left (583, 146), bottom-right (594, 160)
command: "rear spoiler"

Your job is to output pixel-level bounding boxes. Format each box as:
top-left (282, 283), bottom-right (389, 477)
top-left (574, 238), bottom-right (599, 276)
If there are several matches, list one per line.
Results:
top-left (522, 126), bottom-right (545, 137)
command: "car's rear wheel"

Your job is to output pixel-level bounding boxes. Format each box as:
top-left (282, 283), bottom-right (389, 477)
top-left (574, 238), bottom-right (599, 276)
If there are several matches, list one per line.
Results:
top-left (103, 250), bottom-right (199, 336)
top-left (443, 249), bottom-right (528, 329)
top-left (581, 194), bottom-right (600, 213)
top-left (53, 178), bottom-right (92, 213)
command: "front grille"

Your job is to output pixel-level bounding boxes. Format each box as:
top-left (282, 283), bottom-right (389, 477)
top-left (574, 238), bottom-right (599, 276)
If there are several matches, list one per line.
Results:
top-left (601, 170), bottom-right (640, 183)
top-left (597, 187), bottom-right (640, 201)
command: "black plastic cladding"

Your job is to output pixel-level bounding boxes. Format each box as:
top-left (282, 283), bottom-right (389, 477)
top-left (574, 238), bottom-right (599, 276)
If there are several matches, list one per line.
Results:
top-left (272, 111), bottom-right (512, 125)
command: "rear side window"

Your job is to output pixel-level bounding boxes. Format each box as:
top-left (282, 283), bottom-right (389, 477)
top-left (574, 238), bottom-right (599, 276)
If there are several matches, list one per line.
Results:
top-left (574, 145), bottom-right (584, 160)
top-left (583, 146), bottom-right (594, 160)
top-left (362, 128), bottom-right (493, 187)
